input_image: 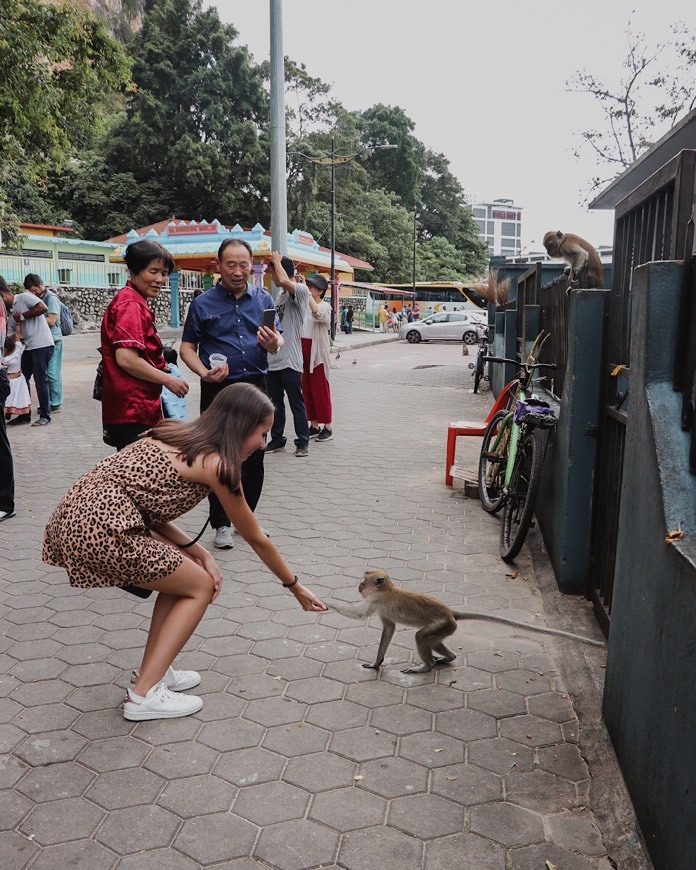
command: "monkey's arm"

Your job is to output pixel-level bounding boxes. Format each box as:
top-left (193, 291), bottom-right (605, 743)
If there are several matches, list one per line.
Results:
top-left (328, 600), bottom-right (373, 620)
top-left (364, 619), bottom-right (396, 670)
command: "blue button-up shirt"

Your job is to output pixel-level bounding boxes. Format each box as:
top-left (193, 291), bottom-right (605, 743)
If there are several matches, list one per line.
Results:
top-left (182, 282), bottom-right (281, 380)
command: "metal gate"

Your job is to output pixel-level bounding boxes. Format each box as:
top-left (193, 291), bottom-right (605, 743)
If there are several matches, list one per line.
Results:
top-left (588, 150), bottom-right (696, 633)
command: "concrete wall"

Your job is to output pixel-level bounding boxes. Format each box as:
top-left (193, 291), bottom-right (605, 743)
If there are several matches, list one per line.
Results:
top-left (603, 261), bottom-right (696, 867)
top-left (54, 287), bottom-right (195, 332)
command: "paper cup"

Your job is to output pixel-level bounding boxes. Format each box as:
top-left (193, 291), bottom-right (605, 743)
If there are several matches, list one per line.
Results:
top-left (209, 353), bottom-right (227, 368)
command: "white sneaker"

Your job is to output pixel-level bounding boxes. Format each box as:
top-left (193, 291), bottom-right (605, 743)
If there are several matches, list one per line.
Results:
top-left (131, 666), bottom-right (201, 693)
top-left (214, 526), bottom-right (234, 549)
top-left (122, 682), bottom-right (203, 721)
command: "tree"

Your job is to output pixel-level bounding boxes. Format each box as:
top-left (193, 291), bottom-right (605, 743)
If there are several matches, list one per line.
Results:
top-left (0, 0), bottom-right (129, 245)
top-left (569, 18), bottom-right (696, 195)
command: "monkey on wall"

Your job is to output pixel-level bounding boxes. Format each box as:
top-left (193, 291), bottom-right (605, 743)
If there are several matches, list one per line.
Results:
top-left (329, 570), bottom-right (604, 674)
top-left (542, 230), bottom-right (604, 289)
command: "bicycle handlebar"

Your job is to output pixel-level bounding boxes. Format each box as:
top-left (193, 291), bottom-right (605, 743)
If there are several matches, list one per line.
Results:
top-left (483, 356), bottom-right (557, 370)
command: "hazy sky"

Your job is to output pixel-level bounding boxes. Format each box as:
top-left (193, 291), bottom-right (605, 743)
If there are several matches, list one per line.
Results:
top-left (214, 0), bottom-right (694, 252)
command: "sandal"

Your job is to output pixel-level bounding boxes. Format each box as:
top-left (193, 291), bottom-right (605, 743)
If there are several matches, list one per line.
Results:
top-left (31, 418), bottom-right (50, 427)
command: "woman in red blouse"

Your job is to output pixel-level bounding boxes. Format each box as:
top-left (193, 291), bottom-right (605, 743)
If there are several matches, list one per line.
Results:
top-left (101, 240), bottom-right (189, 451)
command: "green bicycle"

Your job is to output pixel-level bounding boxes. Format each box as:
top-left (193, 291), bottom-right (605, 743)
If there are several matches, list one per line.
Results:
top-left (477, 355), bottom-right (557, 562)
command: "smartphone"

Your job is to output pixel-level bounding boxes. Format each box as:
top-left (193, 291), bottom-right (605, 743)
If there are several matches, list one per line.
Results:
top-left (261, 308), bottom-right (276, 330)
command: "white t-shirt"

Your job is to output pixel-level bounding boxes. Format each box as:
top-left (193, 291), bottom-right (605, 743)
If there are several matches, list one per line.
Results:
top-left (12, 292), bottom-right (54, 351)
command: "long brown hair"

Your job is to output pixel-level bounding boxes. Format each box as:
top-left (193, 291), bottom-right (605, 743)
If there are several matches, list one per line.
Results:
top-left (149, 383), bottom-right (274, 490)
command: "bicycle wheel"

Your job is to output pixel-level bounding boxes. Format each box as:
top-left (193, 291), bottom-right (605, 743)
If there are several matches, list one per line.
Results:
top-left (500, 429), bottom-right (544, 562)
top-left (478, 410), bottom-right (510, 514)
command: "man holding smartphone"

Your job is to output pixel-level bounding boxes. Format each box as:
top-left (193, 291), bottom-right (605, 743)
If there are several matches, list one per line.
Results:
top-left (265, 251), bottom-right (310, 458)
top-left (180, 238), bottom-right (283, 550)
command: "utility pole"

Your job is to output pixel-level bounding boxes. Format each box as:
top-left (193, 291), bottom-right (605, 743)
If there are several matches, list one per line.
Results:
top-left (269, 0), bottom-right (287, 298)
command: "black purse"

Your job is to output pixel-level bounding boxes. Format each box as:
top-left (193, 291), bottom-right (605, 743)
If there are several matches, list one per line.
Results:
top-left (93, 348), bottom-right (104, 401)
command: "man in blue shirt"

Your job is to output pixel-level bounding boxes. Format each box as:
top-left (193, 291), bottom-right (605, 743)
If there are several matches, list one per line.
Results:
top-left (180, 239), bottom-right (283, 549)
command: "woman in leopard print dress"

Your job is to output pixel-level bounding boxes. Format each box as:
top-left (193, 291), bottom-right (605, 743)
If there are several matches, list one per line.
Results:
top-left (44, 383), bottom-right (327, 720)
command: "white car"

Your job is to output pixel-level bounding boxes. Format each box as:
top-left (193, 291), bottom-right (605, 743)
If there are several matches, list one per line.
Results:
top-left (400, 311), bottom-right (488, 344)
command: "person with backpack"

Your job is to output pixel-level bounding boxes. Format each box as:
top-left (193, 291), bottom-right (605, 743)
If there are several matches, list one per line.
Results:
top-left (24, 274), bottom-right (64, 414)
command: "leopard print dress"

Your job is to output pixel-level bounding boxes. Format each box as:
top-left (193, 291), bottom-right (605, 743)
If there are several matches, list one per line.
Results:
top-left (43, 439), bottom-right (210, 589)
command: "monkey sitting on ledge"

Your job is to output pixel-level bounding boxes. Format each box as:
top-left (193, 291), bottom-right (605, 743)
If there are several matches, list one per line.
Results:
top-left (329, 570), bottom-right (604, 674)
top-left (542, 230), bottom-right (604, 289)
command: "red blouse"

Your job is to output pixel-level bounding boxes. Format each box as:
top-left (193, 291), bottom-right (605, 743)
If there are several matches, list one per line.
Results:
top-left (100, 283), bottom-right (165, 426)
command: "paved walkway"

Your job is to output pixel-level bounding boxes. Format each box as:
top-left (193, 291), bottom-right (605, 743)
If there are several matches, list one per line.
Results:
top-left (0, 331), bottom-right (649, 869)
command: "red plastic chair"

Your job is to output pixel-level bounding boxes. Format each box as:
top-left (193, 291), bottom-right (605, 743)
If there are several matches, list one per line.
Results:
top-left (445, 380), bottom-right (516, 486)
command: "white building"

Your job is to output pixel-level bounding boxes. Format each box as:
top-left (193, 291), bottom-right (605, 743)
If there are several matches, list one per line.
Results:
top-left (471, 198), bottom-right (523, 257)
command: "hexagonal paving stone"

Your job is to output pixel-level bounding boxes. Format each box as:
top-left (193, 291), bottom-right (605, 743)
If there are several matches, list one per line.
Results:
top-left (431, 762), bottom-right (502, 805)
top-left (467, 649), bottom-right (521, 673)
top-left (0, 830), bottom-right (39, 869)
top-left (252, 638), bottom-right (305, 661)
top-left (244, 696), bottom-right (307, 727)
top-left (194, 692), bottom-right (245, 723)
top-left (78, 735), bottom-right (151, 772)
top-left (399, 731), bottom-right (464, 768)
top-left (509, 842), bottom-right (594, 869)
top-left (87, 767), bottom-right (165, 810)
top-left (14, 729), bottom-right (88, 766)
top-left (145, 741), bottom-right (218, 779)
top-left (339, 825), bottom-right (423, 870)
top-left (506, 769), bottom-right (577, 813)
top-left (389, 793), bottom-right (464, 839)
top-left (357, 757), bottom-right (428, 798)
top-left (304, 640), bottom-right (357, 663)
top-left (469, 739), bottom-right (534, 778)
top-left (344, 679), bottom-right (406, 708)
top-left (134, 716), bottom-right (202, 744)
top-left (16, 761), bottom-right (95, 803)
top-left (96, 805), bottom-right (180, 855)
top-left (284, 676), bottom-right (344, 704)
top-left (469, 801), bottom-right (545, 847)
top-left (263, 722), bottom-right (330, 757)
top-left (174, 812), bottom-right (257, 864)
top-left (495, 669), bottom-right (551, 696)
top-left (254, 818), bottom-right (338, 870)
top-left (20, 796), bottom-right (104, 846)
top-left (436, 707), bottom-right (497, 741)
top-left (527, 691), bottom-right (577, 723)
top-left (28, 839), bottom-right (116, 870)
top-left (116, 848), bottom-right (198, 869)
top-left (61, 662), bottom-right (122, 687)
top-left (9, 657), bottom-right (68, 682)
top-left (65, 684), bottom-right (126, 713)
top-left (546, 808), bottom-right (606, 856)
top-left (371, 704), bottom-right (433, 736)
top-left (215, 746), bottom-right (285, 787)
top-left (267, 657), bottom-right (323, 681)
top-left (213, 654), bottom-right (269, 678)
top-left (306, 699), bottom-right (369, 731)
top-left (199, 718), bottom-right (264, 753)
top-left (158, 774), bottom-right (236, 818)
top-left (71, 709), bottom-right (134, 740)
top-left (330, 725), bottom-right (396, 762)
top-left (283, 752), bottom-right (356, 793)
top-left (424, 831), bottom-right (506, 869)
top-left (11, 679), bottom-right (74, 707)
top-left (0, 791), bottom-right (33, 831)
top-left (467, 687), bottom-right (527, 718)
top-left (406, 683), bottom-right (464, 713)
top-left (234, 780), bottom-right (309, 826)
top-left (537, 743), bottom-right (589, 781)
top-left (310, 786), bottom-right (386, 831)
top-left (499, 714), bottom-right (563, 748)
top-left (12, 703), bottom-right (81, 735)
top-left (0, 724), bottom-right (25, 754)
top-left (227, 673), bottom-right (286, 701)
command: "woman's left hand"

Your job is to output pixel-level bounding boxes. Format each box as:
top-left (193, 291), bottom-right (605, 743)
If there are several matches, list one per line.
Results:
top-left (199, 552), bottom-right (223, 601)
top-left (292, 583), bottom-right (328, 612)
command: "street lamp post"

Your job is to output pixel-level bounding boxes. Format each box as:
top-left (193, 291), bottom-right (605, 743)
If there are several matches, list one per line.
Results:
top-left (289, 141), bottom-right (396, 339)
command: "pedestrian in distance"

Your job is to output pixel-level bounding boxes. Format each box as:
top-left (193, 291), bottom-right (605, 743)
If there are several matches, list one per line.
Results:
top-left (99, 239), bottom-right (188, 451)
top-left (265, 251), bottom-right (311, 458)
top-left (43, 382), bottom-right (327, 721)
top-left (0, 367), bottom-right (15, 522)
top-left (161, 346), bottom-right (188, 420)
top-left (24, 274), bottom-right (63, 414)
top-left (378, 303), bottom-right (389, 334)
top-left (346, 305), bottom-right (354, 334)
top-left (302, 274), bottom-right (334, 443)
top-left (180, 238), bottom-right (283, 550)
top-left (2, 336), bottom-right (31, 422)
top-left (6, 279), bottom-right (54, 426)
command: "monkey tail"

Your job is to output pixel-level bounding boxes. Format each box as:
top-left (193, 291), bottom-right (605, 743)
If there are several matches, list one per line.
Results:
top-left (451, 611), bottom-right (605, 647)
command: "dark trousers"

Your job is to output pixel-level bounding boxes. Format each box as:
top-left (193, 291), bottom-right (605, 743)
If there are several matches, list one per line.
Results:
top-left (105, 423), bottom-right (152, 452)
top-left (200, 376), bottom-right (266, 528)
top-left (267, 368), bottom-right (309, 446)
top-left (21, 344), bottom-right (54, 421)
top-left (0, 412), bottom-right (14, 514)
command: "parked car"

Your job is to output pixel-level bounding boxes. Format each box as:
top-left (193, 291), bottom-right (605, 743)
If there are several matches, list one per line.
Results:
top-left (400, 311), bottom-right (488, 344)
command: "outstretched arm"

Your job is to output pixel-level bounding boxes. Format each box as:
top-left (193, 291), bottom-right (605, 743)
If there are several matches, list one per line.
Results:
top-left (328, 600), bottom-right (374, 620)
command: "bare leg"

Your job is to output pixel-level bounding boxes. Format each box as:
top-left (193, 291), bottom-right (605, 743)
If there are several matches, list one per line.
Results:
top-left (131, 559), bottom-right (213, 696)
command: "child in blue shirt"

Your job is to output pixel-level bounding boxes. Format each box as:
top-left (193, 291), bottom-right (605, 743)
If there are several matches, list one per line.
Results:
top-left (161, 346), bottom-right (187, 420)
